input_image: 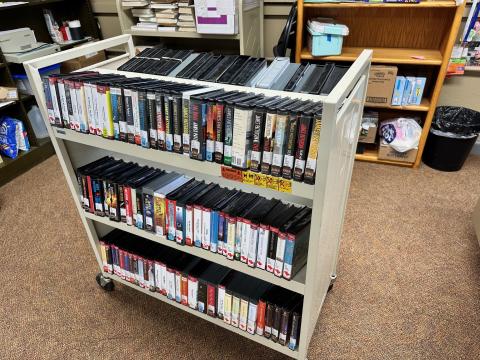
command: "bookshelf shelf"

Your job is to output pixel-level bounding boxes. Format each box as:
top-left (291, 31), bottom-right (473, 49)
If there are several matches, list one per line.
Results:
top-left (355, 147), bottom-right (414, 167)
top-left (85, 212), bottom-right (306, 295)
top-left (300, 47), bottom-right (443, 65)
top-left (365, 97), bottom-right (431, 112)
top-left (125, 28), bottom-right (241, 39)
top-left (296, 0), bottom-right (466, 168)
top-left (24, 35), bottom-right (372, 360)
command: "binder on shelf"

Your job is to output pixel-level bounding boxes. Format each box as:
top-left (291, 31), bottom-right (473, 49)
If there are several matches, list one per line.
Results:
top-left (249, 97), bottom-right (282, 172)
top-left (275, 207), bottom-right (312, 279)
top-left (266, 205), bottom-right (303, 274)
top-left (165, 179), bottom-right (204, 241)
top-left (182, 88), bottom-right (218, 157)
top-left (260, 98), bottom-right (297, 175)
top-left (124, 168), bottom-right (163, 226)
top-left (304, 108), bottom-right (323, 185)
top-left (152, 174), bottom-right (193, 235)
top-left (270, 100), bottom-right (305, 178)
top-left (184, 183), bottom-right (219, 246)
top-left (187, 260), bottom-right (210, 310)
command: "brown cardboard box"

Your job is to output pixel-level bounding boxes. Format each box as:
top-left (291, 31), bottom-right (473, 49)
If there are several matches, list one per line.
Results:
top-left (378, 143), bottom-right (417, 163)
top-left (358, 125), bottom-right (377, 143)
top-left (61, 50), bottom-right (106, 73)
top-left (0, 86), bottom-right (18, 101)
top-left (365, 65), bottom-right (398, 106)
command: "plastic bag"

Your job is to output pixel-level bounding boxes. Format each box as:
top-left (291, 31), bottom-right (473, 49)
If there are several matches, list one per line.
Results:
top-left (432, 106), bottom-right (480, 136)
top-left (379, 117), bottom-right (422, 153)
top-left (0, 116), bottom-right (30, 159)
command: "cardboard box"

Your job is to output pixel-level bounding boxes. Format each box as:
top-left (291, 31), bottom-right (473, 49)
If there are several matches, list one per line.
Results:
top-left (0, 86), bottom-right (18, 101)
top-left (365, 65), bottom-right (398, 106)
top-left (401, 76), bottom-right (416, 106)
top-left (358, 125), bottom-right (377, 143)
top-left (378, 143), bottom-right (417, 163)
top-left (194, 0), bottom-right (238, 34)
top-left (391, 76), bottom-right (406, 106)
top-left (61, 50), bottom-right (106, 73)
top-left (358, 111), bottom-right (379, 143)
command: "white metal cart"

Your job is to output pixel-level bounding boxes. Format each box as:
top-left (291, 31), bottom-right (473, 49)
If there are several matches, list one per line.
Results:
top-left (24, 35), bottom-right (371, 359)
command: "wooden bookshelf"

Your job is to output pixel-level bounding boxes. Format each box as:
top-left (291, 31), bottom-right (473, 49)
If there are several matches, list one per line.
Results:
top-left (295, 0), bottom-right (467, 168)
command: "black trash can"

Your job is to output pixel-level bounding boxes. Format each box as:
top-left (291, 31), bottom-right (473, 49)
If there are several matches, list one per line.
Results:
top-left (422, 106), bottom-right (480, 172)
top-left (422, 129), bottom-right (478, 171)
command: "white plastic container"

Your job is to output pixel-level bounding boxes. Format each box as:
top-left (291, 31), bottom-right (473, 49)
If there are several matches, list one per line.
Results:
top-left (28, 105), bottom-right (49, 139)
top-left (13, 63), bottom-right (60, 95)
top-left (307, 18), bottom-right (349, 56)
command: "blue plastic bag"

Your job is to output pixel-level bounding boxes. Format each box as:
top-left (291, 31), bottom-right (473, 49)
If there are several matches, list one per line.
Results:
top-left (0, 116), bottom-right (30, 159)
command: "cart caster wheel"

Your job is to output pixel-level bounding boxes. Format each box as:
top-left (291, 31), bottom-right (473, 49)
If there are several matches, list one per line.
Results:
top-left (328, 274), bottom-right (336, 292)
top-left (96, 273), bottom-right (114, 291)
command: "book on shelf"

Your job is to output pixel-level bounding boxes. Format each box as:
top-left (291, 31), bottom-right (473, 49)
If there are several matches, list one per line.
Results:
top-left (178, 26), bottom-right (196, 32)
top-left (156, 13), bottom-right (179, 19)
top-left (139, 16), bottom-right (157, 22)
top-left (158, 26), bottom-right (178, 32)
top-left (132, 9), bottom-right (155, 17)
top-left (131, 25), bottom-right (159, 31)
top-left (151, 3), bottom-right (178, 9)
top-left (135, 22), bottom-right (160, 29)
top-left (179, 6), bottom-right (194, 14)
top-left (178, 14), bottom-right (194, 21)
top-left (177, 21), bottom-right (195, 31)
top-left (122, 0), bottom-right (149, 7)
top-left (157, 19), bottom-right (178, 25)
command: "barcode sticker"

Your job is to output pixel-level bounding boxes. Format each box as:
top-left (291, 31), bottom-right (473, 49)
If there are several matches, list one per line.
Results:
top-left (306, 158), bottom-right (317, 171)
top-left (146, 217), bottom-right (153, 227)
top-left (263, 152), bottom-right (273, 164)
top-left (283, 155), bottom-right (294, 168)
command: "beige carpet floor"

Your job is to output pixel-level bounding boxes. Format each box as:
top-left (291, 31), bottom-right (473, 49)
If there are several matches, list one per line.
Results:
top-left (1, 155), bottom-right (479, 360)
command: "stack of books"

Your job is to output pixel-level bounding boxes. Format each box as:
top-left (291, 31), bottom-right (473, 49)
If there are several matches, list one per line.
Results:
top-left (151, 0), bottom-right (179, 31)
top-left (177, 0), bottom-right (196, 32)
top-left (131, 6), bottom-right (158, 30)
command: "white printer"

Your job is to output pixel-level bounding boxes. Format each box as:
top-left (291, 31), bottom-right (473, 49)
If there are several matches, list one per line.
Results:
top-left (0, 28), bottom-right (60, 63)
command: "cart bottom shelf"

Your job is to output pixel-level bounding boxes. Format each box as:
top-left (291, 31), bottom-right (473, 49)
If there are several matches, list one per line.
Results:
top-left (102, 272), bottom-right (300, 359)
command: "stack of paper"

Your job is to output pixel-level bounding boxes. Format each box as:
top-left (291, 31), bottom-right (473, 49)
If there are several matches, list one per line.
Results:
top-left (177, 1), bottom-right (196, 32)
top-left (122, 0), bottom-right (150, 7)
top-left (152, 0), bottom-right (178, 31)
top-left (129, 2), bottom-right (158, 31)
